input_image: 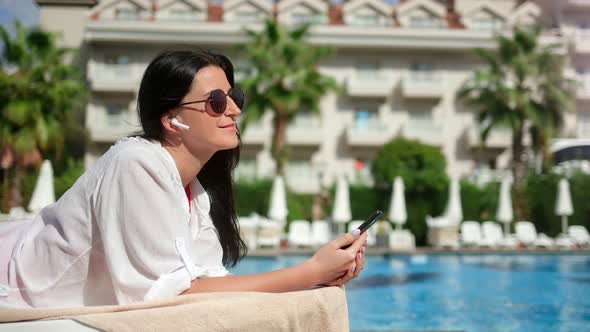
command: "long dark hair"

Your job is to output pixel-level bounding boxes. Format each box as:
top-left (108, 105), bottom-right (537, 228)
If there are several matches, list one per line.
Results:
top-left (137, 49), bottom-right (247, 266)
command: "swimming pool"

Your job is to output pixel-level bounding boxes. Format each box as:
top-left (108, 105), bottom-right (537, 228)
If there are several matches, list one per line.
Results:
top-left (230, 254), bottom-right (590, 332)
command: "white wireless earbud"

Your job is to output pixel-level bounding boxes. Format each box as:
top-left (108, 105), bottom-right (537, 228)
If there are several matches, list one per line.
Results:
top-left (170, 117), bottom-right (190, 130)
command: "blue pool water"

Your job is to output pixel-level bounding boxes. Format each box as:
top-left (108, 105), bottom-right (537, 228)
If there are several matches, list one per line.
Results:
top-left (230, 254), bottom-right (590, 332)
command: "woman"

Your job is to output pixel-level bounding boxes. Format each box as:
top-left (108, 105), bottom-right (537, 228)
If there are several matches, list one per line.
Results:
top-left (0, 50), bottom-right (367, 308)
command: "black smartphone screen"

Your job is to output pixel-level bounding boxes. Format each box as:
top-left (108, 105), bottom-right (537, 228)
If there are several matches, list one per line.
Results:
top-left (356, 210), bottom-right (383, 233)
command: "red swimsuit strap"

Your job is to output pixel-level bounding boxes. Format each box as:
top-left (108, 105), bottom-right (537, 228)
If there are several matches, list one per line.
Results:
top-left (184, 185), bottom-right (191, 212)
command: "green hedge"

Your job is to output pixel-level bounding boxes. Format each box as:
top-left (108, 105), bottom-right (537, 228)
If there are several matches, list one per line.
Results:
top-left (526, 172), bottom-right (590, 237)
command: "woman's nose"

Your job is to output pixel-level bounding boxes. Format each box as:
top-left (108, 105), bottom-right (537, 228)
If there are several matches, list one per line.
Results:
top-left (225, 97), bottom-right (242, 117)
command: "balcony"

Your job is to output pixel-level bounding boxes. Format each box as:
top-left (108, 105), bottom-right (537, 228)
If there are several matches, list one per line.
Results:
top-left (87, 108), bottom-right (138, 143)
top-left (566, 0), bottom-right (590, 9)
top-left (575, 29), bottom-right (590, 54)
top-left (468, 127), bottom-right (511, 149)
top-left (346, 121), bottom-right (393, 147)
top-left (88, 62), bottom-right (142, 93)
top-left (578, 75), bottom-right (590, 100)
top-left (346, 76), bottom-right (397, 98)
top-left (401, 72), bottom-right (444, 99)
top-left (403, 121), bottom-right (444, 146)
top-left (285, 163), bottom-right (321, 193)
top-left (240, 122), bottom-right (271, 145)
top-left (286, 124), bottom-right (324, 145)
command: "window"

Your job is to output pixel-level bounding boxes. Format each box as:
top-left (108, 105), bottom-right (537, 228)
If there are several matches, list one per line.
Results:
top-left (115, 7), bottom-right (139, 20)
top-left (409, 63), bottom-right (438, 82)
top-left (287, 160), bottom-right (314, 180)
top-left (353, 158), bottom-right (373, 184)
top-left (292, 112), bottom-right (319, 128)
top-left (472, 18), bottom-right (503, 31)
top-left (105, 105), bottom-right (127, 127)
top-left (409, 16), bottom-right (440, 28)
top-left (235, 11), bottom-right (260, 23)
top-left (357, 62), bottom-right (380, 80)
top-left (579, 111), bottom-right (590, 136)
top-left (353, 107), bottom-right (379, 131)
top-left (105, 55), bottom-right (130, 77)
top-left (351, 14), bottom-right (379, 26)
top-left (169, 9), bottom-right (202, 21)
top-left (408, 110), bottom-right (434, 129)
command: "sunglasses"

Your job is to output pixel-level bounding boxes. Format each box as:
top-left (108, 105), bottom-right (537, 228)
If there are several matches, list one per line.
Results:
top-left (179, 87), bottom-right (245, 116)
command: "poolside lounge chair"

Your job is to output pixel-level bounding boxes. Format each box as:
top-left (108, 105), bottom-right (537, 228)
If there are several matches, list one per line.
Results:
top-left (238, 216), bottom-right (259, 250)
top-left (515, 221), bottom-right (555, 248)
top-left (460, 221), bottom-right (495, 247)
top-left (481, 221), bottom-right (518, 248)
top-left (288, 220), bottom-right (312, 247)
top-left (554, 234), bottom-right (576, 249)
top-left (257, 219), bottom-right (283, 248)
top-left (426, 216), bottom-right (460, 248)
top-left (568, 225), bottom-right (590, 247)
top-left (389, 229), bottom-right (416, 250)
top-left (311, 220), bottom-right (331, 246)
top-left (349, 220), bottom-right (376, 246)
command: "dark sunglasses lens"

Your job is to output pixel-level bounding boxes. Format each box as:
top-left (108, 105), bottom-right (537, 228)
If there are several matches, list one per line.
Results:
top-left (230, 87), bottom-right (245, 109)
top-left (210, 89), bottom-right (227, 114)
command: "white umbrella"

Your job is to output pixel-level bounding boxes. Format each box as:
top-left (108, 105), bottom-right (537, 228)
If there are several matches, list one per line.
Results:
top-left (332, 176), bottom-right (351, 233)
top-left (268, 175), bottom-right (288, 224)
top-left (389, 176), bottom-right (407, 230)
top-left (28, 160), bottom-right (55, 213)
top-left (555, 178), bottom-right (573, 235)
top-left (496, 176), bottom-right (513, 236)
top-left (443, 176), bottom-right (463, 225)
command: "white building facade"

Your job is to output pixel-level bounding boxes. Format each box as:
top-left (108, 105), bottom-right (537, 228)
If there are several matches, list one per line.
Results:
top-left (35, 0), bottom-right (573, 193)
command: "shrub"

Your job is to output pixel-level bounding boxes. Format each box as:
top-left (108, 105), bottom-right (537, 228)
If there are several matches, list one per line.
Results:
top-left (233, 178), bottom-right (314, 224)
top-left (525, 172), bottom-right (590, 237)
top-left (371, 138), bottom-right (449, 245)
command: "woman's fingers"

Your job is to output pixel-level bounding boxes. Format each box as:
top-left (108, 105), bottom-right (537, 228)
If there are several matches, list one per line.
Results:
top-left (345, 232), bottom-right (367, 254)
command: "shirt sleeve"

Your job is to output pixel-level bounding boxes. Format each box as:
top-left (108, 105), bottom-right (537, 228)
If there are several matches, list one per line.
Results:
top-left (92, 148), bottom-right (224, 304)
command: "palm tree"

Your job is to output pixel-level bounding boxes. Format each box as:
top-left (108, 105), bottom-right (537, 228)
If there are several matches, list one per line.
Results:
top-left (237, 19), bottom-right (338, 175)
top-left (460, 26), bottom-right (574, 181)
top-left (0, 21), bottom-right (86, 210)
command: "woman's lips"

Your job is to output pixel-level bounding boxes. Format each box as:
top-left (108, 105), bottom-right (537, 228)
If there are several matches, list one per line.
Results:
top-left (221, 124), bottom-right (236, 131)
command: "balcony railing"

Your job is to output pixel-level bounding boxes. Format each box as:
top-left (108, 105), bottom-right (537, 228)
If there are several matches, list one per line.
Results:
top-left (468, 127), bottom-right (512, 149)
top-left (87, 108), bottom-right (139, 142)
top-left (575, 29), bottom-right (590, 53)
top-left (346, 121), bottom-right (393, 146)
top-left (401, 72), bottom-right (444, 99)
top-left (578, 75), bottom-right (590, 100)
top-left (240, 122), bottom-right (270, 145)
top-left (88, 62), bottom-right (143, 92)
top-left (346, 76), bottom-right (397, 98)
top-left (403, 121), bottom-right (444, 145)
top-left (286, 123), bottom-right (324, 145)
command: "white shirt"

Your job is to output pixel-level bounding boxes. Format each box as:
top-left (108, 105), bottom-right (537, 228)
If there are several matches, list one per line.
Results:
top-left (0, 137), bottom-right (229, 308)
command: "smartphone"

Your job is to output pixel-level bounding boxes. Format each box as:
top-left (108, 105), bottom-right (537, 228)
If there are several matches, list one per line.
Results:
top-left (356, 210), bottom-right (383, 234)
top-left (341, 210), bottom-right (383, 249)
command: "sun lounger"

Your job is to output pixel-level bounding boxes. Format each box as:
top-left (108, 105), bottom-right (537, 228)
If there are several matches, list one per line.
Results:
top-left (288, 220), bottom-right (312, 247)
top-left (554, 234), bottom-right (576, 248)
top-left (460, 221), bottom-right (481, 247)
top-left (0, 287), bottom-right (349, 332)
top-left (256, 219), bottom-right (283, 248)
top-left (311, 220), bottom-right (331, 246)
top-left (568, 225), bottom-right (590, 247)
top-left (389, 229), bottom-right (416, 250)
top-left (238, 216), bottom-right (259, 250)
top-left (481, 221), bottom-right (518, 248)
top-left (515, 221), bottom-right (555, 248)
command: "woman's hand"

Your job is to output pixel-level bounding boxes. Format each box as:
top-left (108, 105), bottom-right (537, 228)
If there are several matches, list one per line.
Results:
top-left (304, 229), bottom-right (368, 287)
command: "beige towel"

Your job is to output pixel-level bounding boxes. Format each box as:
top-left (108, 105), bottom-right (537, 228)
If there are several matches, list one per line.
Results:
top-left (0, 286), bottom-right (349, 332)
